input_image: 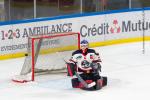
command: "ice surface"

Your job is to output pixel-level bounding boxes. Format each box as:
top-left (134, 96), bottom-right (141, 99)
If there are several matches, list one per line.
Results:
top-left (0, 42), bottom-right (150, 100)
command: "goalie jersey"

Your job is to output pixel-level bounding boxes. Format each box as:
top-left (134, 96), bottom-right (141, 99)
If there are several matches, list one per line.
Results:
top-left (70, 49), bottom-right (101, 72)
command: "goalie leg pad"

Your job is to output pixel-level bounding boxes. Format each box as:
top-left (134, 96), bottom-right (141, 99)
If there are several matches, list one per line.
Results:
top-left (95, 79), bottom-right (102, 90)
top-left (66, 63), bottom-right (76, 76)
top-left (102, 76), bottom-right (107, 86)
top-left (71, 78), bottom-right (80, 88)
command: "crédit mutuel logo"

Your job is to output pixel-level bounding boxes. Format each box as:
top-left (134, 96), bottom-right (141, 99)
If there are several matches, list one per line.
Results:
top-left (109, 20), bottom-right (121, 33)
top-left (110, 19), bottom-right (150, 33)
top-left (80, 19), bottom-right (150, 37)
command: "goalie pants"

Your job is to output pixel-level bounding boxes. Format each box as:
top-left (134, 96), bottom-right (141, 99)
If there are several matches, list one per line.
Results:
top-left (79, 72), bottom-right (101, 81)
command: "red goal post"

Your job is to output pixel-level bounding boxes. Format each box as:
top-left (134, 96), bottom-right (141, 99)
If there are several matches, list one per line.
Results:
top-left (12, 32), bottom-right (80, 83)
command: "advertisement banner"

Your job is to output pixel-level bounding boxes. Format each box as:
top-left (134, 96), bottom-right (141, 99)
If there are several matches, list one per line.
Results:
top-left (0, 9), bottom-right (150, 59)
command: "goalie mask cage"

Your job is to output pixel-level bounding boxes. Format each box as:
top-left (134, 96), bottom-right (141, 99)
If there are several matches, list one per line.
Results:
top-left (12, 32), bottom-right (80, 83)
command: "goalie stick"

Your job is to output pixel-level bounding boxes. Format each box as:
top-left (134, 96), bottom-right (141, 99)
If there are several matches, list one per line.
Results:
top-left (64, 60), bottom-right (96, 88)
top-left (56, 52), bottom-right (96, 88)
top-left (74, 71), bottom-right (96, 88)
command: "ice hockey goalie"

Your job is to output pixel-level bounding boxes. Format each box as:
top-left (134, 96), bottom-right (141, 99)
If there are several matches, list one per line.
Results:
top-left (66, 40), bottom-right (107, 91)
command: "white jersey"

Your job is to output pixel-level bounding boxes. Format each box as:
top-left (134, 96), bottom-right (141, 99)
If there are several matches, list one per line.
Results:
top-left (70, 49), bottom-right (101, 71)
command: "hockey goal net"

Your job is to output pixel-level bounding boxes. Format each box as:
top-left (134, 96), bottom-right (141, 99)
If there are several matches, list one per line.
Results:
top-left (12, 32), bottom-right (80, 83)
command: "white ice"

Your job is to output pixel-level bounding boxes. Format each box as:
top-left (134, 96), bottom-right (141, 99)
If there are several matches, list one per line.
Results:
top-left (0, 42), bottom-right (150, 100)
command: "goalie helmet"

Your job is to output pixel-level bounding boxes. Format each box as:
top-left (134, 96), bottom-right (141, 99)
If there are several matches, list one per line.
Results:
top-left (80, 40), bottom-right (89, 52)
top-left (80, 40), bottom-right (89, 49)
top-left (80, 40), bottom-right (89, 45)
